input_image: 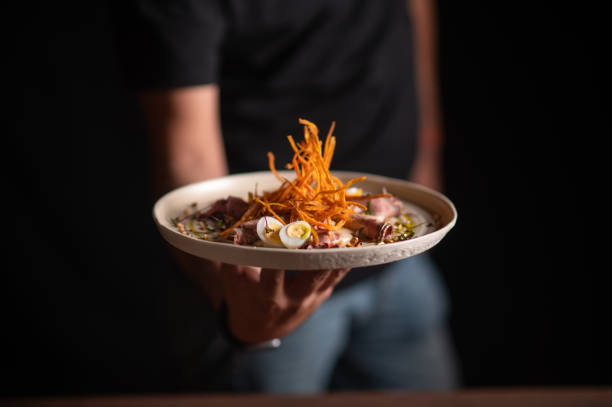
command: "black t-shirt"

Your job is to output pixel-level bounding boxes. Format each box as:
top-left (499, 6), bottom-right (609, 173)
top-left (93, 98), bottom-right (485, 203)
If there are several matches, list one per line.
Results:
top-left (113, 0), bottom-right (419, 286)
top-left (115, 0), bottom-right (418, 176)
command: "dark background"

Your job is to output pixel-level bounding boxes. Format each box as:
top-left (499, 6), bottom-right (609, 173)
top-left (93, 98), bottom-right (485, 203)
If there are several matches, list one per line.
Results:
top-left (7, 1), bottom-right (609, 398)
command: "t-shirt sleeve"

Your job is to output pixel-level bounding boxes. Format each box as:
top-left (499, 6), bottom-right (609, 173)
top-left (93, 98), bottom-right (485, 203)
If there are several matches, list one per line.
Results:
top-left (112, 0), bottom-right (225, 90)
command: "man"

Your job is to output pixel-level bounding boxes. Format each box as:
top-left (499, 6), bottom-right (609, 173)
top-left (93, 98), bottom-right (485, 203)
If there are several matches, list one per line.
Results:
top-left (114, 0), bottom-right (457, 392)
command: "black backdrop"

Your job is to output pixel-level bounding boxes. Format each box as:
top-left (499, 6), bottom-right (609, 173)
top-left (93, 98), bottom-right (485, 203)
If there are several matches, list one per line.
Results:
top-left (7, 1), bottom-right (609, 397)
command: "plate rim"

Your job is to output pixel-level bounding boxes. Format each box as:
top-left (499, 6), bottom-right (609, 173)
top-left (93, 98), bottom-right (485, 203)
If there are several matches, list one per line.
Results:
top-left (152, 170), bottom-right (457, 266)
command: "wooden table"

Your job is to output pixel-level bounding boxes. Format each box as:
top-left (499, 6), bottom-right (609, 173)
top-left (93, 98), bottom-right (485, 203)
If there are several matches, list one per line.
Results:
top-left (3, 388), bottom-right (611, 407)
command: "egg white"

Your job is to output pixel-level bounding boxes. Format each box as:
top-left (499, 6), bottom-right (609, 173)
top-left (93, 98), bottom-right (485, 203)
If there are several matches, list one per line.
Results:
top-left (256, 216), bottom-right (284, 247)
top-left (346, 187), bottom-right (363, 196)
top-left (279, 221), bottom-right (312, 249)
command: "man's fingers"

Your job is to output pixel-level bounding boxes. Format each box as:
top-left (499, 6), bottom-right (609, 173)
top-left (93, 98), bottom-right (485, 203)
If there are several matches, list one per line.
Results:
top-left (239, 265), bottom-right (261, 283)
top-left (318, 268), bottom-right (351, 292)
top-left (286, 269), bottom-right (333, 298)
top-left (260, 269), bottom-right (285, 295)
top-left (221, 263), bottom-right (260, 284)
top-left (221, 263), bottom-right (242, 279)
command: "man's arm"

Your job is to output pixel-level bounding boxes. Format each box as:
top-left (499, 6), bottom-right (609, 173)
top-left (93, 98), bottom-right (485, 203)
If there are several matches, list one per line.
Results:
top-left (139, 85), bottom-right (228, 198)
top-left (139, 85), bottom-right (228, 309)
top-left (407, 0), bottom-right (444, 191)
top-left (137, 86), bottom-right (349, 344)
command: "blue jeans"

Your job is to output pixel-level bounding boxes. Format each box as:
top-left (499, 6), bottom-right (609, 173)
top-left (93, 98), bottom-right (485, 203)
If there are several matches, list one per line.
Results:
top-left (229, 254), bottom-right (459, 393)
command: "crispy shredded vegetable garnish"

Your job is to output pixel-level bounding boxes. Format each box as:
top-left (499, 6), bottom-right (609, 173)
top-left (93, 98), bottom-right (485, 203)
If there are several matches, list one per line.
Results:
top-left (220, 119), bottom-right (390, 241)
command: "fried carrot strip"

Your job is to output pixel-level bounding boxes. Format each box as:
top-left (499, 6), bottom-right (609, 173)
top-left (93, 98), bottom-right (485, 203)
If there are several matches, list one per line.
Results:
top-left (346, 201), bottom-right (368, 211)
top-left (219, 119), bottom-right (375, 243)
top-left (255, 198), bottom-right (287, 225)
top-left (313, 176), bottom-right (367, 199)
top-left (267, 152), bottom-right (284, 182)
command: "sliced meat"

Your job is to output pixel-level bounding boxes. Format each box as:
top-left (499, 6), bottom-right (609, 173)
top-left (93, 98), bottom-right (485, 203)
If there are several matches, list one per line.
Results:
top-left (348, 214), bottom-right (394, 242)
top-left (317, 230), bottom-right (340, 248)
top-left (371, 196), bottom-right (402, 217)
top-left (233, 219), bottom-right (260, 246)
top-left (353, 195), bottom-right (403, 217)
top-left (306, 230), bottom-right (341, 249)
top-left (369, 196), bottom-right (402, 217)
top-left (201, 196), bottom-right (249, 221)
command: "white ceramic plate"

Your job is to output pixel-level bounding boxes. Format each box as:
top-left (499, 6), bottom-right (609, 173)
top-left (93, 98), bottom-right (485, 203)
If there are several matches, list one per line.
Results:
top-left (153, 171), bottom-right (457, 270)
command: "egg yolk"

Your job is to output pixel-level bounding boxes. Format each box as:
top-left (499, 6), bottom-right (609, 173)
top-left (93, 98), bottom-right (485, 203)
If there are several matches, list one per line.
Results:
top-left (264, 223), bottom-right (282, 243)
top-left (286, 223), bottom-right (310, 239)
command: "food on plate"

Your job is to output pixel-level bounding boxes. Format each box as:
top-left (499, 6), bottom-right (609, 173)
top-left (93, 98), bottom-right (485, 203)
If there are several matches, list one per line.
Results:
top-left (172, 119), bottom-right (434, 249)
top-left (279, 221), bottom-right (312, 249)
top-left (256, 216), bottom-right (284, 247)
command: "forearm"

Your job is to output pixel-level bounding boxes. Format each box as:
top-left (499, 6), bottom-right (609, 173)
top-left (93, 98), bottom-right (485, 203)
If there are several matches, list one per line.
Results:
top-left (408, 0), bottom-right (443, 151)
top-left (138, 85), bottom-right (229, 307)
top-left (138, 85), bottom-right (228, 197)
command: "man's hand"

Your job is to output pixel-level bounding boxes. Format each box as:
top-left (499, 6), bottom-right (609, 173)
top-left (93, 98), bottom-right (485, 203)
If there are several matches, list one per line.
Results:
top-left (221, 264), bottom-right (349, 343)
top-left (170, 247), bottom-right (349, 344)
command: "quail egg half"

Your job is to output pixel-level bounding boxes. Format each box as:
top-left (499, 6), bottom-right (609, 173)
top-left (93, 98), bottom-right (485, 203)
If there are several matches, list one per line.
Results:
top-left (279, 221), bottom-right (312, 249)
top-left (256, 216), bottom-right (284, 247)
top-left (345, 187), bottom-right (363, 197)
